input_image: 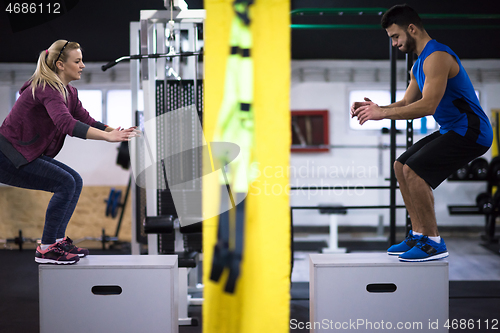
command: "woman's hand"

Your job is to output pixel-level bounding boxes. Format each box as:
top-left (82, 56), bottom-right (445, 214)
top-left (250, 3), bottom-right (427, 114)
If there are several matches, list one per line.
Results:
top-left (106, 127), bottom-right (140, 142)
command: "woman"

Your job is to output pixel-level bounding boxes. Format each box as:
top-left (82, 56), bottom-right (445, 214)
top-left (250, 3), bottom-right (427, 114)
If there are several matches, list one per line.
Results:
top-left (0, 40), bottom-right (137, 264)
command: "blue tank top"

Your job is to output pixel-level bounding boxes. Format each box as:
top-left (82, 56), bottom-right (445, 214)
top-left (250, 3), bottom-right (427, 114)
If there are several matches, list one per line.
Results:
top-left (413, 40), bottom-right (492, 147)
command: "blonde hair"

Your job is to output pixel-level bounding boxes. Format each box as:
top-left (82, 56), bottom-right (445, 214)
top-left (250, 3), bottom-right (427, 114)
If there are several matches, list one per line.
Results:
top-left (30, 40), bottom-right (81, 101)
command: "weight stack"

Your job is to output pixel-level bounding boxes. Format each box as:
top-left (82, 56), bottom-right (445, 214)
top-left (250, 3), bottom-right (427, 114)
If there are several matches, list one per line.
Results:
top-left (183, 233), bottom-right (202, 253)
top-left (134, 111), bottom-right (148, 245)
top-left (181, 222), bottom-right (203, 253)
top-left (157, 79), bottom-right (204, 224)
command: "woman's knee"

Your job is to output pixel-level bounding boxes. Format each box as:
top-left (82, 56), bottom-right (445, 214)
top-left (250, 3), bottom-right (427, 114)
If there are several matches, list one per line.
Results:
top-left (70, 173), bottom-right (83, 198)
top-left (56, 172), bottom-right (82, 195)
top-left (73, 172), bottom-right (83, 192)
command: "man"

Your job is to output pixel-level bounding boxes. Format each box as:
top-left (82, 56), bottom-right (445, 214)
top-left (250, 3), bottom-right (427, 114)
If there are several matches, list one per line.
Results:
top-left (351, 5), bottom-right (492, 262)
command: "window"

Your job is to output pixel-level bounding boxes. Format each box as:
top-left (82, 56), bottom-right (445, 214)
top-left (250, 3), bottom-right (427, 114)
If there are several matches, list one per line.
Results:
top-left (106, 90), bottom-right (144, 129)
top-left (78, 90), bottom-right (102, 122)
top-left (349, 90), bottom-right (436, 131)
top-left (16, 89), bottom-right (103, 123)
top-left (291, 110), bottom-right (329, 152)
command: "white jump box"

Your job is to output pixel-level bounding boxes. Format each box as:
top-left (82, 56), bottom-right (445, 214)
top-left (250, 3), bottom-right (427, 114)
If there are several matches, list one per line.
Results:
top-left (310, 253), bottom-right (449, 333)
top-left (39, 255), bottom-right (178, 333)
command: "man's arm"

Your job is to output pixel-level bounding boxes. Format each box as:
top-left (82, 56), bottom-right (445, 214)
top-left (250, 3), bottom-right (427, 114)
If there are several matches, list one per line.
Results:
top-left (381, 70), bottom-right (422, 108)
top-left (352, 51), bottom-right (452, 125)
top-left (350, 69), bottom-right (421, 117)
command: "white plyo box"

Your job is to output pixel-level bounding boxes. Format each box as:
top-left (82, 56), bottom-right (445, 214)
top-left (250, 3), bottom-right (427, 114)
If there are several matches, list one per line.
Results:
top-left (310, 253), bottom-right (448, 333)
top-left (39, 255), bottom-right (178, 333)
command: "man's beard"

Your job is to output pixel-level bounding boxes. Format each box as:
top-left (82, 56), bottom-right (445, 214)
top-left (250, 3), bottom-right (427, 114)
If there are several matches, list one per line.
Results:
top-left (401, 31), bottom-right (417, 54)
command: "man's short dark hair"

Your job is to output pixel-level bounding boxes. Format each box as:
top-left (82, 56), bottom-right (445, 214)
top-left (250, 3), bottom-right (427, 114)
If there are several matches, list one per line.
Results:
top-left (381, 4), bottom-right (424, 30)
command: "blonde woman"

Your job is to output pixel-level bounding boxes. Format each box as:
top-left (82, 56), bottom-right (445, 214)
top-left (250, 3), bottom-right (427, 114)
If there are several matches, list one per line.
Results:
top-left (0, 40), bottom-right (137, 264)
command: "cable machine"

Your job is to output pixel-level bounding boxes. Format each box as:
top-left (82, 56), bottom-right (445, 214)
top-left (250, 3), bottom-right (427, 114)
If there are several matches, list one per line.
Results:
top-left (117, 6), bottom-right (206, 255)
top-left (101, 1), bottom-right (205, 326)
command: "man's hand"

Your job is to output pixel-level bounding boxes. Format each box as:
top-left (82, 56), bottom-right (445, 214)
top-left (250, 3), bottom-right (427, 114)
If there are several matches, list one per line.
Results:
top-left (350, 97), bottom-right (372, 118)
top-left (351, 98), bottom-right (386, 125)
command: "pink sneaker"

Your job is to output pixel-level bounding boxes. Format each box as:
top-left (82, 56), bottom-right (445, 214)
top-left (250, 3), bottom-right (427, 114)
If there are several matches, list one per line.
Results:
top-left (35, 243), bottom-right (80, 264)
top-left (58, 236), bottom-right (89, 257)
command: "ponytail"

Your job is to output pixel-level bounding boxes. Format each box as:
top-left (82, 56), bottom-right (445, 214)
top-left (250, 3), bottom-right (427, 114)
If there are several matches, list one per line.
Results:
top-left (29, 40), bottom-right (81, 101)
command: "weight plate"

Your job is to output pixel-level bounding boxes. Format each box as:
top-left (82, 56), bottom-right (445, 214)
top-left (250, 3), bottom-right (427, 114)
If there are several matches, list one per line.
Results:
top-left (106, 189), bottom-right (115, 217)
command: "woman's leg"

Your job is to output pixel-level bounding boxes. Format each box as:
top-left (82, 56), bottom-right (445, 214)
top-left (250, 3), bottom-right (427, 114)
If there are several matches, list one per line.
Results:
top-left (40, 155), bottom-right (83, 240)
top-left (0, 152), bottom-right (81, 245)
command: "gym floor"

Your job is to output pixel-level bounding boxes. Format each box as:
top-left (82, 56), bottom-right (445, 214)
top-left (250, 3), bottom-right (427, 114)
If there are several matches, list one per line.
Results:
top-left (1, 236), bottom-right (499, 333)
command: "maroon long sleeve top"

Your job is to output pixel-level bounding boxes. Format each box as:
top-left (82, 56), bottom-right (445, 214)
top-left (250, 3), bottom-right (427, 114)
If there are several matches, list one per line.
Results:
top-left (0, 80), bottom-right (107, 168)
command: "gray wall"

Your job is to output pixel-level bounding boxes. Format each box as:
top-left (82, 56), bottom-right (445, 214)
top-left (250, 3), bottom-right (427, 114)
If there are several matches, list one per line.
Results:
top-left (1, 59), bottom-right (500, 227)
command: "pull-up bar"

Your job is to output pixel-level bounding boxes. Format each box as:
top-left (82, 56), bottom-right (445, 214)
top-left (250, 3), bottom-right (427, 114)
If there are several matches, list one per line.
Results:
top-left (291, 8), bottom-right (386, 16)
top-left (291, 24), bottom-right (500, 30)
top-left (292, 7), bottom-right (500, 19)
top-left (291, 8), bottom-right (500, 29)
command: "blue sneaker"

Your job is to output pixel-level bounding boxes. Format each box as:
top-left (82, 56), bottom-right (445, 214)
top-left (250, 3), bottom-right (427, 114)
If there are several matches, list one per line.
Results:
top-left (387, 230), bottom-right (423, 255)
top-left (399, 236), bottom-right (449, 262)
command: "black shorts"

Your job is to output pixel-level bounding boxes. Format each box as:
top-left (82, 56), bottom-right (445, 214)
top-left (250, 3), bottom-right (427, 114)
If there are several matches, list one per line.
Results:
top-left (397, 130), bottom-right (490, 189)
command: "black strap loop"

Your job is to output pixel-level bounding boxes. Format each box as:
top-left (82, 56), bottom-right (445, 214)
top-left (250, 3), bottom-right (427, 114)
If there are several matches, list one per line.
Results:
top-left (210, 199), bottom-right (231, 282)
top-left (224, 195), bottom-right (246, 293)
top-left (230, 46), bottom-right (251, 58)
top-left (231, 46), bottom-right (240, 55)
top-left (240, 103), bottom-right (251, 112)
top-left (241, 48), bottom-right (251, 57)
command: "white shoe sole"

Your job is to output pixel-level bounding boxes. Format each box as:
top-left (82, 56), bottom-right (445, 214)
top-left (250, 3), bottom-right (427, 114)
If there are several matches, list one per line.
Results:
top-left (387, 251), bottom-right (405, 255)
top-left (399, 252), bottom-right (449, 262)
top-left (35, 257), bottom-right (78, 264)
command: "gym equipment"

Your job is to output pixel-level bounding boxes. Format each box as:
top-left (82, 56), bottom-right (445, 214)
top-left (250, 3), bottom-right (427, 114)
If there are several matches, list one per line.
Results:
top-left (210, 0), bottom-right (255, 294)
top-left (39, 255), bottom-right (179, 333)
top-left (143, 215), bottom-right (174, 234)
top-left (0, 229), bottom-right (40, 251)
top-left (310, 253), bottom-right (448, 333)
top-left (448, 163), bottom-right (470, 180)
top-left (319, 204), bottom-right (347, 253)
top-left (104, 137), bottom-right (134, 239)
top-left (476, 192), bottom-right (493, 214)
top-left (469, 158), bottom-right (489, 180)
top-left (149, 213), bottom-right (202, 326)
top-left (486, 190), bottom-right (500, 242)
top-left (101, 51), bottom-right (202, 72)
top-left (126, 8), bottom-right (204, 255)
top-left (488, 156), bottom-right (500, 184)
top-left (125, 6), bottom-right (205, 326)
top-left (102, 179), bottom-right (132, 250)
top-left (448, 155), bottom-right (499, 243)
top-left (291, 8), bottom-right (500, 30)
top-left (203, 1), bottom-right (291, 331)
top-left (116, 141), bottom-right (130, 170)
top-left (291, 204), bottom-right (406, 258)
top-left (456, 164), bottom-right (470, 180)
top-left (105, 188), bottom-right (122, 218)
